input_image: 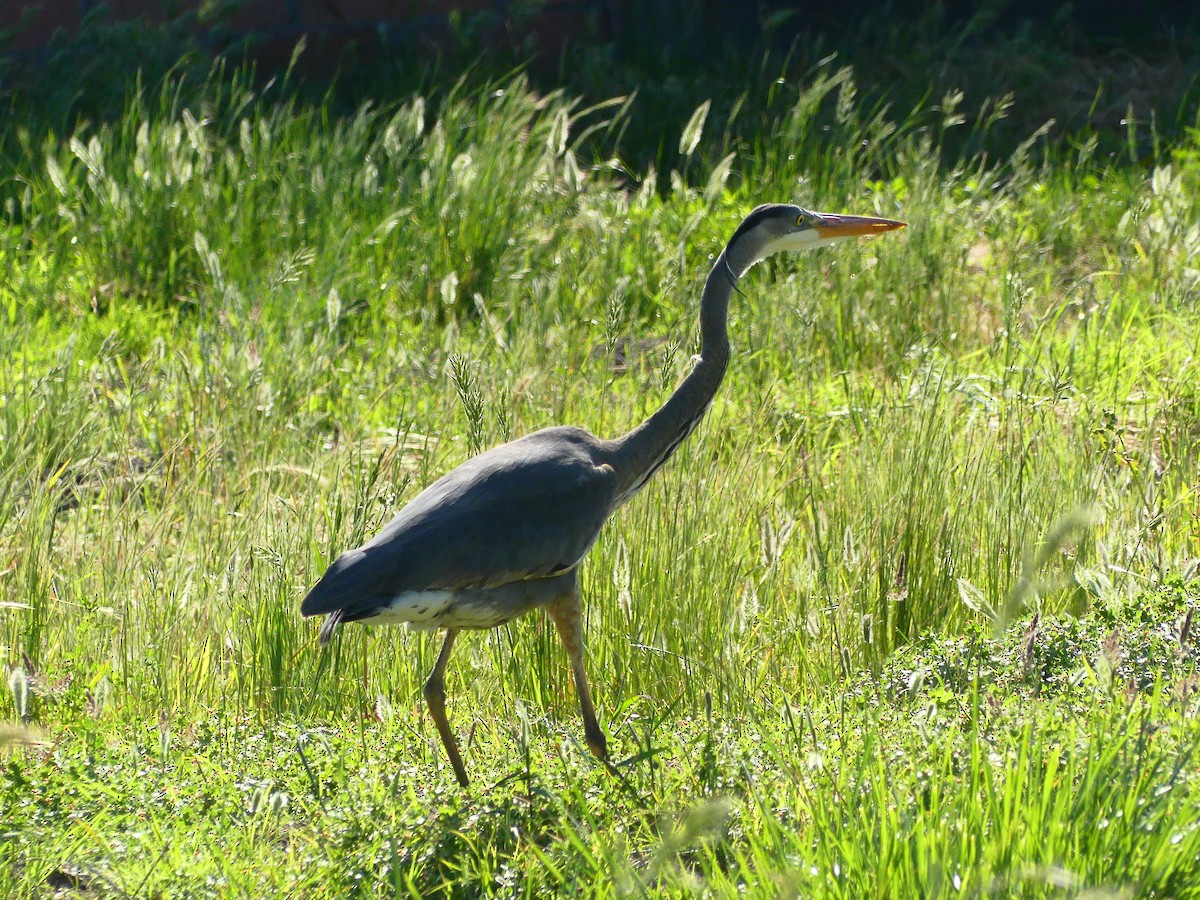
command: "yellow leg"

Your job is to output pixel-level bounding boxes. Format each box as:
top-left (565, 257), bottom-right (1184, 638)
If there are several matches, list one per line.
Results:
top-left (546, 590), bottom-right (608, 761)
top-left (423, 628), bottom-right (470, 788)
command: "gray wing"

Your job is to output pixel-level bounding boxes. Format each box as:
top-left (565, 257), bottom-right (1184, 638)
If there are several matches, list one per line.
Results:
top-left (300, 427), bottom-right (617, 619)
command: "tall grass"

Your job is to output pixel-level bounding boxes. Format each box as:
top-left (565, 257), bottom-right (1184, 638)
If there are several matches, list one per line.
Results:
top-left (2, 56), bottom-right (1200, 895)
top-left (3, 57), bottom-right (1200, 707)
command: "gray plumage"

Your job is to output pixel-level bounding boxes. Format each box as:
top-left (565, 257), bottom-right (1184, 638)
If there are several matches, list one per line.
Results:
top-left (301, 427), bottom-right (617, 639)
top-left (301, 203), bottom-right (904, 787)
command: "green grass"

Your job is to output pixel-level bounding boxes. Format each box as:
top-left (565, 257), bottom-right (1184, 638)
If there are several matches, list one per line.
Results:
top-left (3, 53), bottom-right (1200, 896)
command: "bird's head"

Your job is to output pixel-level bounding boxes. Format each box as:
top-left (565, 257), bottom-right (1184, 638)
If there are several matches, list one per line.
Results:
top-left (725, 203), bottom-right (905, 276)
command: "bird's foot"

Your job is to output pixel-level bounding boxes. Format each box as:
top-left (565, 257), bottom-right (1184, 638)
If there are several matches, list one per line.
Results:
top-left (585, 732), bottom-right (608, 761)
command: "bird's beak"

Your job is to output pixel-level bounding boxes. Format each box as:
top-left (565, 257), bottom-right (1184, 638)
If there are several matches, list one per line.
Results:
top-left (813, 213), bottom-right (907, 240)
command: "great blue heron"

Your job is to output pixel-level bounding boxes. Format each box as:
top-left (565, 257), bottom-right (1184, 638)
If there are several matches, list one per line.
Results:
top-left (301, 203), bottom-right (905, 786)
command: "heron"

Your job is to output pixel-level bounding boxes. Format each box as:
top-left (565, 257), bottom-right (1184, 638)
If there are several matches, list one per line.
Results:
top-left (301, 203), bottom-right (905, 786)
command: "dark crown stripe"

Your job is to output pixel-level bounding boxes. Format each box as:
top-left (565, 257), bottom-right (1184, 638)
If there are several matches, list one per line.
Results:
top-left (727, 203), bottom-right (784, 247)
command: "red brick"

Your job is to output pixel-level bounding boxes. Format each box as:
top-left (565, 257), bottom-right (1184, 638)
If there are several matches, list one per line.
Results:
top-left (2, 1), bottom-right (83, 51)
top-left (97, 0), bottom-right (169, 23)
top-left (1, 0), bottom-right (595, 59)
top-left (221, 0), bottom-right (293, 32)
top-left (298, 0), bottom-right (491, 27)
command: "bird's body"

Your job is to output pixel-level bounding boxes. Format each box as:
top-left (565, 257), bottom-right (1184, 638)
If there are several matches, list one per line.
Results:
top-left (303, 426), bottom-right (618, 637)
top-left (302, 203), bottom-right (904, 786)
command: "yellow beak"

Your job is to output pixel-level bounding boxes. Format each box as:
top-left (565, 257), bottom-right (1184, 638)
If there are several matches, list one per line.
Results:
top-left (813, 213), bottom-right (907, 239)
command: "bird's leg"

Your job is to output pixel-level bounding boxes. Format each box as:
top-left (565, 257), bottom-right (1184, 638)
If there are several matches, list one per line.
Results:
top-left (423, 628), bottom-right (470, 788)
top-left (546, 591), bottom-right (608, 761)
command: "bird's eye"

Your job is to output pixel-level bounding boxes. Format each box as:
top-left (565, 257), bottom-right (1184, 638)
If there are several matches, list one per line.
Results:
top-left (796, 213), bottom-right (810, 227)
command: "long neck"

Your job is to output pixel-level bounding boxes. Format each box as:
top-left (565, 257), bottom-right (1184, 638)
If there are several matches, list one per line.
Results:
top-left (609, 247), bottom-right (745, 504)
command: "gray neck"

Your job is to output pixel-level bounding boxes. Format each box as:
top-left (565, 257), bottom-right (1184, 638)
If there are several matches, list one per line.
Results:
top-left (609, 240), bottom-right (758, 503)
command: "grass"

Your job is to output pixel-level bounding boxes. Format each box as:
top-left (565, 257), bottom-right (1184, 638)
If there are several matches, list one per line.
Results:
top-left (2, 45), bottom-right (1200, 896)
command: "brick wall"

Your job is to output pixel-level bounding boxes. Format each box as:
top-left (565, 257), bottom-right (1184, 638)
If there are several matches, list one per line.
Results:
top-left (0, 1), bottom-right (608, 59)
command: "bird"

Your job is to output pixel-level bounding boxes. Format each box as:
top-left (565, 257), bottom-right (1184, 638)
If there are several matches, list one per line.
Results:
top-left (301, 203), bottom-right (905, 787)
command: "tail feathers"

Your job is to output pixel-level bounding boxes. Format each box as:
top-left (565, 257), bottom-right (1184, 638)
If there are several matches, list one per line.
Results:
top-left (300, 549), bottom-right (377, 618)
top-left (304, 548), bottom-right (389, 646)
top-left (317, 609), bottom-right (345, 646)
